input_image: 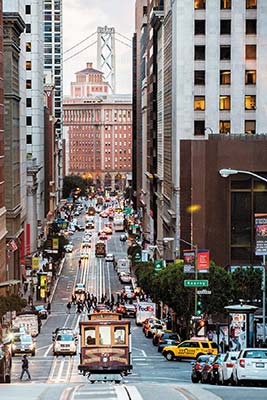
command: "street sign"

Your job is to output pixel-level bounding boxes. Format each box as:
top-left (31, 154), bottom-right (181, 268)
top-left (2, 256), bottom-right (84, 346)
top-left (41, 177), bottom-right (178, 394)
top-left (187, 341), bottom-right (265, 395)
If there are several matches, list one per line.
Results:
top-left (197, 289), bottom-right (212, 295)
top-left (184, 280), bottom-right (209, 287)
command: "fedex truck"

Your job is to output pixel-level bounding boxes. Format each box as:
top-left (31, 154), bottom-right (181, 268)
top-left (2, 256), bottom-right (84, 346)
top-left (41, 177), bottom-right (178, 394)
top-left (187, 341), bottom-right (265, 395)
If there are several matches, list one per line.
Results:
top-left (136, 302), bottom-right (156, 326)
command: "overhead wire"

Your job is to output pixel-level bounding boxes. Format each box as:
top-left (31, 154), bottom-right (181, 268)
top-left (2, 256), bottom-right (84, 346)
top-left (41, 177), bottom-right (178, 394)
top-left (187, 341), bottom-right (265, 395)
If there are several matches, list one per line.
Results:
top-left (115, 37), bottom-right (132, 49)
top-left (116, 31), bottom-right (132, 42)
top-left (63, 41), bottom-right (97, 62)
top-left (64, 31), bottom-right (97, 54)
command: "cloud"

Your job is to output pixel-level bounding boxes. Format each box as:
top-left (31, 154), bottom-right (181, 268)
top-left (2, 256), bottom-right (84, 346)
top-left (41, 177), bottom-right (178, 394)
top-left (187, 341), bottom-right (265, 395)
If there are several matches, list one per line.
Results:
top-left (63, 0), bottom-right (135, 95)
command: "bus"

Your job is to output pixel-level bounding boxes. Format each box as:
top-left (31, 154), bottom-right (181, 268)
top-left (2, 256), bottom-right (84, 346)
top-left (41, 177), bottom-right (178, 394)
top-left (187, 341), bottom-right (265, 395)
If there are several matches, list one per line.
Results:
top-left (113, 215), bottom-right (124, 232)
top-left (78, 312), bottom-right (132, 382)
top-left (95, 241), bottom-right (106, 257)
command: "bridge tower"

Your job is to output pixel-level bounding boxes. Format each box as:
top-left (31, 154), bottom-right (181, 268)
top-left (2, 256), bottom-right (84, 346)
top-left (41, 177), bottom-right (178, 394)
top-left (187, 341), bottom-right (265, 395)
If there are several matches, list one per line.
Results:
top-left (97, 26), bottom-right (116, 94)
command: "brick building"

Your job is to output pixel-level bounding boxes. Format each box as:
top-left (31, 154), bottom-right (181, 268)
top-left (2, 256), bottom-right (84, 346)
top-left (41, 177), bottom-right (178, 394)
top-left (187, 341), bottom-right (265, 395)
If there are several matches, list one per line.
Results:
top-left (63, 63), bottom-right (132, 189)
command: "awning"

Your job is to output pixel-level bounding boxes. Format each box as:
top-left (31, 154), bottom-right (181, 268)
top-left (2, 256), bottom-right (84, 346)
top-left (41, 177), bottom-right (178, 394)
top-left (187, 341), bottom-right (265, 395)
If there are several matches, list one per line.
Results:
top-left (0, 280), bottom-right (21, 288)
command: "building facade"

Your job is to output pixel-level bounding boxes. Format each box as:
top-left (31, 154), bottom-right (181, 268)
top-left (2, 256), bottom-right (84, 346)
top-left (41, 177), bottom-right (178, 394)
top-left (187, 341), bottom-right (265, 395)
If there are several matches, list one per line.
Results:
top-left (43, 0), bottom-right (63, 204)
top-left (63, 63), bottom-right (132, 188)
top-left (133, 0), bottom-right (267, 267)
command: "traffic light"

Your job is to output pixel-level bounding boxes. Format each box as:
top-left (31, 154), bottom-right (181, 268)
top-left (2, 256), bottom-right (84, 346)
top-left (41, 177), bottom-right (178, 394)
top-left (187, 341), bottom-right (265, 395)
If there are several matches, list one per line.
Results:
top-left (199, 319), bottom-right (205, 328)
top-left (196, 298), bottom-right (202, 315)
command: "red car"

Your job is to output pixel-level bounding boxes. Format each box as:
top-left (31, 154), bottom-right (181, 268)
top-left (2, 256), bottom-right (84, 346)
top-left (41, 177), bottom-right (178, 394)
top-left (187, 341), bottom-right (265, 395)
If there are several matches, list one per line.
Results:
top-left (98, 232), bottom-right (108, 240)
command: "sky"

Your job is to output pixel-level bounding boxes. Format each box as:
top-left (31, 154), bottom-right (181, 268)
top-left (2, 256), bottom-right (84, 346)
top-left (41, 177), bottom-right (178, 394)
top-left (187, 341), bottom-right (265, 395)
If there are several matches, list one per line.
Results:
top-left (63, 0), bottom-right (135, 96)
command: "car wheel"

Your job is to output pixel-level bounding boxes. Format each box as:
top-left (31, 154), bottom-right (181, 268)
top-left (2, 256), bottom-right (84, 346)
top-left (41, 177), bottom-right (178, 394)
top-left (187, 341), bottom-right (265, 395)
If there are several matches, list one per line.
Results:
top-left (191, 376), bottom-right (199, 384)
top-left (165, 351), bottom-right (174, 361)
top-left (5, 375), bottom-right (11, 384)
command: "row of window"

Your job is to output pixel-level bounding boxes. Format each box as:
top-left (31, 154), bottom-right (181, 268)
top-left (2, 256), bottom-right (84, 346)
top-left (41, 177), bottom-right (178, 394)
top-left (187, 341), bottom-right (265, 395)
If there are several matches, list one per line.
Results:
top-left (194, 95), bottom-right (256, 111)
top-left (195, 70), bottom-right (256, 85)
top-left (195, 19), bottom-right (256, 35)
top-left (195, 0), bottom-right (256, 10)
top-left (26, 3), bottom-right (61, 13)
top-left (194, 120), bottom-right (256, 135)
top-left (195, 45), bottom-right (256, 60)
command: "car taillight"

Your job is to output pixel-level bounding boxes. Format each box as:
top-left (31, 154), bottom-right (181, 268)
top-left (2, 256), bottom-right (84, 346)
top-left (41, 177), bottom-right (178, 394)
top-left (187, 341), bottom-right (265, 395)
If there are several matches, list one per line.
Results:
top-left (195, 363), bottom-right (202, 371)
top-left (226, 362), bottom-right (234, 368)
top-left (213, 363), bottom-right (219, 369)
top-left (239, 359), bottom-right (245, 368)
top-left (159, 339), bottom-right (164, 343)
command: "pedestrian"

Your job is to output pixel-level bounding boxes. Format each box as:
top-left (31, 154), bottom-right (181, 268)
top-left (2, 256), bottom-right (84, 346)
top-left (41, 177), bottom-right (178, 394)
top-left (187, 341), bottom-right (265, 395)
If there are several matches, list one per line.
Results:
top-left (28, 294), bottom-right (33, 306)
top-left (20, 355), bottom-right (31, 381)
top-left (47, 301), bottom-right (51, 315)
top-left (78, 258), bottom-right (81, 268)
top-left (207, 330), bottom-right (213, 341)
top-left (67, 301), bottom-right (71, 314)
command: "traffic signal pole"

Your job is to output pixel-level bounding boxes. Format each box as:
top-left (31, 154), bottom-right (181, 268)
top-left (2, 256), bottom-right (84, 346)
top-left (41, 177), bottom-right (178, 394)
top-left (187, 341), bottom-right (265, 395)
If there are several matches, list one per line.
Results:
top-left (194, 244), bottom-right (198, 316)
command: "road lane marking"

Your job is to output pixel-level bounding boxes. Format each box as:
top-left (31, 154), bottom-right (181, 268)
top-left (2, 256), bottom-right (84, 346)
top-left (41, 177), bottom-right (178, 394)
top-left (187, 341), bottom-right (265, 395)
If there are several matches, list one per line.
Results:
top-left (56, 358), bottom-right (66, 383)
top-left (132, 347), bottom-right (147, 357)
top-left (123, 386), bottom-right (143, 400)
top-left (36, 344), bottom-right (51, 352)
top-left (44, 343), bottom-right (53, 357)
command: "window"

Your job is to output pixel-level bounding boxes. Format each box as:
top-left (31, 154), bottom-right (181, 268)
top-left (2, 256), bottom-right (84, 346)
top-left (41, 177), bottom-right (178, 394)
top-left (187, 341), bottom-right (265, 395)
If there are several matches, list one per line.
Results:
top-left (25, 5), bottom-right (31, 14)
top-left (26, 24), bottom-right (31, 33)
top-left (85, 328), bottom-right (96, 345)
top-left (246, 0), bottom-right (257, 9)
top-left (220, 120), bottom-right (231, 134)
top-left (194, 121), bottom-right (205, 136)
top-left (246, 20), bottom-right (257, 34)
top-left (195, 20), bottom-right (205, 35)
top-left (194, 96), bottom-right (205, 111)
top-left (194, 46), bottom-right (205, 60)
top-left (26, 61), bottom-right (31, 70)
top-left (220, 20), bottom-right (231, 35)
top-left (245, 70), bottom-right (256, 85)
top-left (99, 326), bottom-right (111, 345)
top-left (245, 120), bottom-right (256, 134)
top-left (26, 116), bottom-right (32, 126)
top-left (26, 80), bottom-right (32, 89)
top-left (26, 98), bottom-right (32, 108)
top-left (114, 327), bottom-right (126, 344)
top-left (221, 0), bottom-right (231, 8)
top-left (245, 95), bottom-right (256, 110)
top-left (26, 135), bottom-right (32, 144)
top-left (220, 45), bottom-right (231, 60)
top-left (26, 42), bottom-right (31, 52)
top-left (220, 70), bottom-right (231, 85)
top-left (194, 0), bottom-right (205, 9)
top-left (220, 95), bottom-right (231, 110)
top-left (246, 45), bottom-right (256, 60)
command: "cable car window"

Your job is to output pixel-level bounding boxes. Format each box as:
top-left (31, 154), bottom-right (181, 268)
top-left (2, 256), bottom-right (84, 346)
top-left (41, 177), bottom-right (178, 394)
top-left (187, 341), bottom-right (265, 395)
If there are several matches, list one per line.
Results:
top-left (99, 326), bottom-right (111, 345)
top-left (114, 327), bottom-right (126, 344)
top-left (85, 328), bottom-right (96, 345)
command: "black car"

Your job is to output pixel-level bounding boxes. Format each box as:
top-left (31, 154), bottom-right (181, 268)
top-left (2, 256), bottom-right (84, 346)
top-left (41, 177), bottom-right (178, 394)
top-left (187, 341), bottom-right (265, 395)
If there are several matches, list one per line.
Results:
top-left (207, 353), bottom-right (225, 385)
top-left (120, 234), bottom-right (127, 242)
top-left (157, 332), bottom-right (180, 352)
top-left (199, 355), bottom-right (216, 384)
top-left (191, 354), bottom-right (213, 383)
top-left (123, 304), bottom-right (136, 318)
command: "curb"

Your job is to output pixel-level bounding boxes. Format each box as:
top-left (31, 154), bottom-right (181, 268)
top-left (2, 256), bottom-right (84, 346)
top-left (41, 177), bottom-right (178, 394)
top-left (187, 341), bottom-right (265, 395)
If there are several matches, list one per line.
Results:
top-left (175, 384), bottom-right (223, 400)
top-left (50, 256), bottom-right (66, 302)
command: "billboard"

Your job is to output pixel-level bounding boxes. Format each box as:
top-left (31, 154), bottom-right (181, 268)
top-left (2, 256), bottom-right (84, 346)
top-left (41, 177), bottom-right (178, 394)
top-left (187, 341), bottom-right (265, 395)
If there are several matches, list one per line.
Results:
top-left (255, 214), bottom-right (267, 255)
top-left (183, 250), bottom-right (195, 274)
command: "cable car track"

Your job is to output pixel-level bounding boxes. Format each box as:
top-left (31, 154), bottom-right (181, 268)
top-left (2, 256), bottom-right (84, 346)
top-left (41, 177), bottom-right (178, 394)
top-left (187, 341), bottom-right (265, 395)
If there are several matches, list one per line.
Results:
top-left (61, 383), bottom-right (143, 400)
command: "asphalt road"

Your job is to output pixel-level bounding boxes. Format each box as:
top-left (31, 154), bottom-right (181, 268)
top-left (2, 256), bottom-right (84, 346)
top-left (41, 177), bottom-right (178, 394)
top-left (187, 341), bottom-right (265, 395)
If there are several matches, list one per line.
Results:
top-left (2, 203), bottom-right (267, 399)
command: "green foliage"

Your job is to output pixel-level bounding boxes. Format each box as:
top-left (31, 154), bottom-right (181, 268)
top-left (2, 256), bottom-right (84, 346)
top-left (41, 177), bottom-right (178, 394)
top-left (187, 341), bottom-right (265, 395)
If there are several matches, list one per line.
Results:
top-left (231, 267), bottom-right (262, 305)
top-left (0, 295), bottom-right (27, 318)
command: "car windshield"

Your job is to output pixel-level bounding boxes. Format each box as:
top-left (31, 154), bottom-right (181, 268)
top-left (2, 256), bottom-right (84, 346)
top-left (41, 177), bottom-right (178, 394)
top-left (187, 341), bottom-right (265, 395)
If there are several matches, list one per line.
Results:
top-left (57, 335), bottom-right (74, 342)
top-left (244, 350), bottom-right (267, 359)
top-left (21, 336), bottom-right (32, 343)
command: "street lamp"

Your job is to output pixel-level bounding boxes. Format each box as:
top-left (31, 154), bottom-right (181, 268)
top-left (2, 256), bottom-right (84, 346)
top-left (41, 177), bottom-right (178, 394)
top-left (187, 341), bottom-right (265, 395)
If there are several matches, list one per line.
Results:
top-left (219, 167), bottom-right (267, 343)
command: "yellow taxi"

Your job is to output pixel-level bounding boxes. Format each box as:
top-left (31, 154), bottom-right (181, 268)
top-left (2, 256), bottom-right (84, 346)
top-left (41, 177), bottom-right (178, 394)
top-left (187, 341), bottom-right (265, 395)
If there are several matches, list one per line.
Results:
top-left (162, 339), bottom-right (218, 361)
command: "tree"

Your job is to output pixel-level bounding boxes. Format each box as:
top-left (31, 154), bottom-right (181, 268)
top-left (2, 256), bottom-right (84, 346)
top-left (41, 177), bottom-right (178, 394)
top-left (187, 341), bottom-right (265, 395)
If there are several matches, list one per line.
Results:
top-left (231, 267), bottom-right (262, 305)
top-left (0, 295), bottom-right (27, 320)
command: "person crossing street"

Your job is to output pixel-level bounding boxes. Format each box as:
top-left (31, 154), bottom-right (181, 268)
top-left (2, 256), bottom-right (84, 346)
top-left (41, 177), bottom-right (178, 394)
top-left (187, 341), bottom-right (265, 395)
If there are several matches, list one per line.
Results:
top-left (20, 355), bottom-right (31, 381)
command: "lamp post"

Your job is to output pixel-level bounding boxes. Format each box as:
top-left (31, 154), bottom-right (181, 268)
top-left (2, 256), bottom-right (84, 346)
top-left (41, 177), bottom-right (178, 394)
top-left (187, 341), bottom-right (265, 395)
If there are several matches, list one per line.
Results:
top-left (219, 168), bottom-right (267, 343)
top-left (180, 238), bottom-right (199, 315)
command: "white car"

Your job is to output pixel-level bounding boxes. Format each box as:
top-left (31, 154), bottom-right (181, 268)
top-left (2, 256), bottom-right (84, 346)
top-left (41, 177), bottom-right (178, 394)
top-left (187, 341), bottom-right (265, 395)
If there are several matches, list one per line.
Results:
top-left (53, 330), bottom-right (77, 356)
top-left (105, 253), bottom-right (115, 262)
top-left (74, 283), bottom-right (86, 294)
top-left (219, 351), bottom-right (239, 385)
top-left (82, 238), bottom-right (91, 248)
top-left (232, 348), bottom-right (267, 385)
top-left (80, 251), bottom-right (89, 259)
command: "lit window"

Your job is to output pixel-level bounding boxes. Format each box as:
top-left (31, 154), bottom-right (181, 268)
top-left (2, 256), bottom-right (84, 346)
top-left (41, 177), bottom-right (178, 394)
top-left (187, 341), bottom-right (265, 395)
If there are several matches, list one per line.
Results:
top-left (245, 95), bottom-right (256, 110)
top-left (245, 70), bottom-right (256, 85)
top-left (220, 95), bottom-right (231, 110)
top-left (194, 96), bottom-right (205, 111)
top-left (246, 20), bottom-right (257, 35)
top-left (220, 45), bottom-right (231, 60)
top-left (245, 120), bottom-right (256, 134)
top-left (194, 0), bottom-right (206, 9)
top-left (220, 70), bottom-right (231, 85)
top-left (221, 0), bottom-right (231, 9)
top-left (194, 121), bottom-right (205, 136)
top-left (246, 0), bottom-right (256, 9)
top-left (246, 45), bottom-right (256, 60)
top-left (26, 42), bottom-right (31, 52)
top-left (26, 80), bottom-right (32, 89)
top-left (220, 20), bottom-right (231, 35)
top-left (219, 120), bottom-right (231, 134)
top-left (26, 61), bottom-right (31, 70)
top-left (194, 46), bottom-right (205, 61)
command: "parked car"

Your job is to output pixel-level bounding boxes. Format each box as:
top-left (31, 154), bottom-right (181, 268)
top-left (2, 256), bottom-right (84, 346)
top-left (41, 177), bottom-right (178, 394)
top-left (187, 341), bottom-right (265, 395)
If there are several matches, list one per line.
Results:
top-left (11, 334), bottom-right (36, 357)
top-left (232, 348), bottom-right (267, 386)
top-left (157, 332), bottom-right (180, 352)
top-left (34, 305), bottom-right (48, 320)
top-left (199, 355), bottom-right (216, 383)
top-left (105, 253), bottom-right (115, 262)
top-left (207, 353), bottom-right (226, 385)
top-left (219, 351), bottom-right (239, 385)
top-left (162, 340), bottom-right (218, 361)
top-left (191, 354), bottom-right (213, 383)
top-left (0, 338), bottom-right (12, 383)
